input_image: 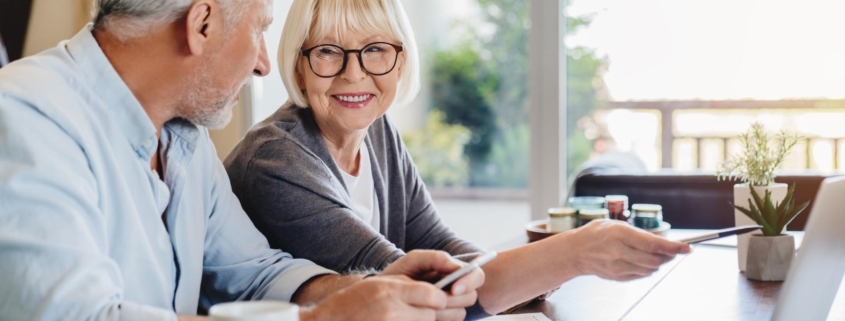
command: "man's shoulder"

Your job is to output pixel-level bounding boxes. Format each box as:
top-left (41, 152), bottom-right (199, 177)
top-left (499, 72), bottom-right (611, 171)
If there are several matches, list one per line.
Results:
top-left (0, 46), bottom-right (92, 134)
top-left (0, 46), bottom-right (84, 102)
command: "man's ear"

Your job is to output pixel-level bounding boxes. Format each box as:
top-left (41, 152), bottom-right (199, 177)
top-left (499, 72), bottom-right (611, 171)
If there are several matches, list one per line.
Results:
top-left (185, 1), bottom-right (214, 56)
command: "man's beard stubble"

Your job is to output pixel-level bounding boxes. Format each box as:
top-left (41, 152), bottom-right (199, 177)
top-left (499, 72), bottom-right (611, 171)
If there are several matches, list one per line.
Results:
top-left (176, 53), bottom-right (245, 130)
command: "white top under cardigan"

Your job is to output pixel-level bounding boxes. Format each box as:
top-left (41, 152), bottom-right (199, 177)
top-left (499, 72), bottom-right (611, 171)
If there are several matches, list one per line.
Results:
top-left (339, 143), bottom-right (380, 230)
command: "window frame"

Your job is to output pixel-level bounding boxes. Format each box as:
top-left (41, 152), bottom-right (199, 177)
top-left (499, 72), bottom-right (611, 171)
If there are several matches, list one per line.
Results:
top-left (528, 0), bottom-right (567, 220)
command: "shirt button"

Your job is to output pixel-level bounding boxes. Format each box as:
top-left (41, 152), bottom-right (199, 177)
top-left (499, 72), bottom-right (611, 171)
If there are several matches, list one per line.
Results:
top-left (143, 139), bottom-right (153, 148)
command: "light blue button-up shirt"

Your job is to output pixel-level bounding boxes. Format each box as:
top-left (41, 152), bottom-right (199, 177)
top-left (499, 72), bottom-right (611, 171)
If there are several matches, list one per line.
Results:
top-left (0, 26), bottom-right (334, 321)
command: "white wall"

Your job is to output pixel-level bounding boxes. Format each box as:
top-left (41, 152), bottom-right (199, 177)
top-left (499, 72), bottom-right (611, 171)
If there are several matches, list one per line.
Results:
top-left (23, 0), bottom-right (89, 56)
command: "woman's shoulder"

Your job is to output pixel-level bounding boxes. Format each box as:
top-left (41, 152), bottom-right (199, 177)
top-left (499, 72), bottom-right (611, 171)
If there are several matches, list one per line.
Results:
top-left (367, 113), bottom-right (413, 167)
top-left (223, 103), bottom-right (325, 176)
top-left (253, 102), bottom-right (314, 137)
top-left (367, 114), bottom-right (404, 151)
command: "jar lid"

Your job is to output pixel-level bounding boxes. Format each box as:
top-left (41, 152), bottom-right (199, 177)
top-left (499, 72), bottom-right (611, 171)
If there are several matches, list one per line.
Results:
top-left (605, 195), bottom-right (628, 201)
top-left (548, 207), bottom-right (576, 217)
top-left (569, 196), bottom-right (604, 205)
top-left (631, 204), bottom-right (662, 212)
top-left (579, 208), bottom-right (609, 219)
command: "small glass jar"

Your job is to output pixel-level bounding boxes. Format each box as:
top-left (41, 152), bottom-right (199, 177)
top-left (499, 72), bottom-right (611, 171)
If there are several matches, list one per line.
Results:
top-left (547, 207), bottom-right (576, 233)
top-left (568, 196), bottom-right (606, 211)
top-left (631, 204), bottom-right (663, 230)
top-left (605, 195), bottom-right (629, 221)
top-left (578, 208), bottom-right (609, 227)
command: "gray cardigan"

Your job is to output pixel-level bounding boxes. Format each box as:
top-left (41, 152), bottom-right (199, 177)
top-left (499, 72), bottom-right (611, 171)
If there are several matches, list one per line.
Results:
top-left (224, 104), bottom-right (483, 273)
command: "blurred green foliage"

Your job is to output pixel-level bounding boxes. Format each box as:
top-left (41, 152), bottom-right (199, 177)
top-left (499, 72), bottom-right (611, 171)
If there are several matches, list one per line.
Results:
top-left (402, 110), bottom-right (471, 187)
top-left (566, 46), bottom-right (608, 175)
top-left (430, 46), bottom-right (498, 177)
top-left (406, 0), bottom-right (606, 188)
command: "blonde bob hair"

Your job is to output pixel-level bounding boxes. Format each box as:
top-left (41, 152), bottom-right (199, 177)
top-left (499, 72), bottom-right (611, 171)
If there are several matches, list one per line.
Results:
top-left (278, 0), bottom-right (420, 108)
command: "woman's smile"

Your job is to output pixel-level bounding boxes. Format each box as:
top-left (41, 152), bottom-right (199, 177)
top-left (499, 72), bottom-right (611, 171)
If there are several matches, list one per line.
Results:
top-left (331, 92), bottom-right (375, 109)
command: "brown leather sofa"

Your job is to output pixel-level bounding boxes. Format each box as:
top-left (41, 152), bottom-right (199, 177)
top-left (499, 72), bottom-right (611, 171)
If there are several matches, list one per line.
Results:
top-left (573, 171), bottom-right (834, 230)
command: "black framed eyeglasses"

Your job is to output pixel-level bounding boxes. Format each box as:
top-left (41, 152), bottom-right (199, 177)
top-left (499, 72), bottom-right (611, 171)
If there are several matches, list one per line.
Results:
top-left (300, 42), bottom-right (404, 78)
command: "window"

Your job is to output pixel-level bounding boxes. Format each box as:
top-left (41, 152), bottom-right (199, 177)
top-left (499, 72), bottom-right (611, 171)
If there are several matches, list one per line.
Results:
top-left (394, 0), bottom-right (531, 191)
top-left (394, 0), bottom-right (533, 247)
top-left (565, 0), bottom-right (845, 175)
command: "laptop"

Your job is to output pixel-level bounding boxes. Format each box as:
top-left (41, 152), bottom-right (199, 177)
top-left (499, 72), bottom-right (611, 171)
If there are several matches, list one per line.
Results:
top-left (773, 175), bottom-right (845, 320)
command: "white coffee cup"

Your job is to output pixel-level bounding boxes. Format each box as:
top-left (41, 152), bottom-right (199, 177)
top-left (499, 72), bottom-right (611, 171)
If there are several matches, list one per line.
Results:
top-left (209, 301), bottom-right (299, 321)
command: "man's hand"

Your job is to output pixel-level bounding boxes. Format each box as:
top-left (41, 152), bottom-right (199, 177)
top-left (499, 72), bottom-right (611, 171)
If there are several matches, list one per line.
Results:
top-left (381, 250), bottom-right (485, 320)
top-left (297, 250), bottom-right (485, 321)
top-left (299, 276), bottom-right (447, 321)
top-left (559, 220), bottom-right (690, 281)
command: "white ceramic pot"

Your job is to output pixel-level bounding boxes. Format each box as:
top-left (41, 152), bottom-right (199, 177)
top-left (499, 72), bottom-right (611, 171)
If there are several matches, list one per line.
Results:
top-left (746, 234), bottom-right (795, 281)
top-left (734, 183), bottom-right (787, 271)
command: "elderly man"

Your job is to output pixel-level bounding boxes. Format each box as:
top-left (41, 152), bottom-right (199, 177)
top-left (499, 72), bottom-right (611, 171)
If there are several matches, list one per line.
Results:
top-left (0, 0), bottom-right (483, 320)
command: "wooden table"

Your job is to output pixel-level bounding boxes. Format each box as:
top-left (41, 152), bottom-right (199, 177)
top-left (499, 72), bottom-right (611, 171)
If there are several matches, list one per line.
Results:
top-left (501, 230), bottom-right (845, 321)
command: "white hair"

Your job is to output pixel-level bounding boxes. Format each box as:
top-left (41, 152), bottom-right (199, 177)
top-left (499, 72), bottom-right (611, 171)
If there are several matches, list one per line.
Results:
top-left (93, 0), bottom-right (249, 42)
top-left (278, 0), bottom-right (421, 108)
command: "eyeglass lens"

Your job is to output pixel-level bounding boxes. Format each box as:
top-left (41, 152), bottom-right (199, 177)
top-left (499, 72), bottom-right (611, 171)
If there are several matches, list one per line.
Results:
top-left (308, 43), bottom-right (398, 77)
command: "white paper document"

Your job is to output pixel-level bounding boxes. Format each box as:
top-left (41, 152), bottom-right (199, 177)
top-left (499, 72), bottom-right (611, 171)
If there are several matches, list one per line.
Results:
top-left (484, 313), bottom-right (552, 321)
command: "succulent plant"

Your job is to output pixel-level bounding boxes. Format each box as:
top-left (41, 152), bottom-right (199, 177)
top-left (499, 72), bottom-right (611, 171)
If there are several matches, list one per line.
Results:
top-left (733, 185), bottom-right (809, 236)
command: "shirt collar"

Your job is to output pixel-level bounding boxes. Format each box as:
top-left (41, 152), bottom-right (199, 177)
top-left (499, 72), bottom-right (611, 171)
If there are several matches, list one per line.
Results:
top-left (163, 118), bottom-right (200, 151)
top-left (65, 24), bottom-right (159, 158)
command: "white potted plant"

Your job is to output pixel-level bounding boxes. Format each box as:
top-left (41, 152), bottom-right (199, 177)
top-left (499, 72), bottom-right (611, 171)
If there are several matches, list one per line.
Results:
top-left (733, 186), bottom-right (808, 281)
top-left (716, 122), bottom-right (802, 271)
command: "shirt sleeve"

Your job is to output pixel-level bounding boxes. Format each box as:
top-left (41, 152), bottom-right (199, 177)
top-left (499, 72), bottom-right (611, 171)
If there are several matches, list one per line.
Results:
top-left (0, 97), bottom-right (178, 321)
top-left (198, 133), bottom-right (336, 310)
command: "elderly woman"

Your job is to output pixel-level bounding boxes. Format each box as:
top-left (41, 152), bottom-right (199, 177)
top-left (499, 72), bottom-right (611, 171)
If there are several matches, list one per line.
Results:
top-left (224, 0), bottom-right (690, 317)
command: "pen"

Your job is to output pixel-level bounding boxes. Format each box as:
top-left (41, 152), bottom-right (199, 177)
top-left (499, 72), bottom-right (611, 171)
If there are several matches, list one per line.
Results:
top-left (433, 252), bottom-right (497, 289)
top-left (676, 225), bottom-right (763, 244)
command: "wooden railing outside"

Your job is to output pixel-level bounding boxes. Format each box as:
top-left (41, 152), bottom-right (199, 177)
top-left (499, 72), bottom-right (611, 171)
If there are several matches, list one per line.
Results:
top-left (606, 100), bottom-right (845, 169)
